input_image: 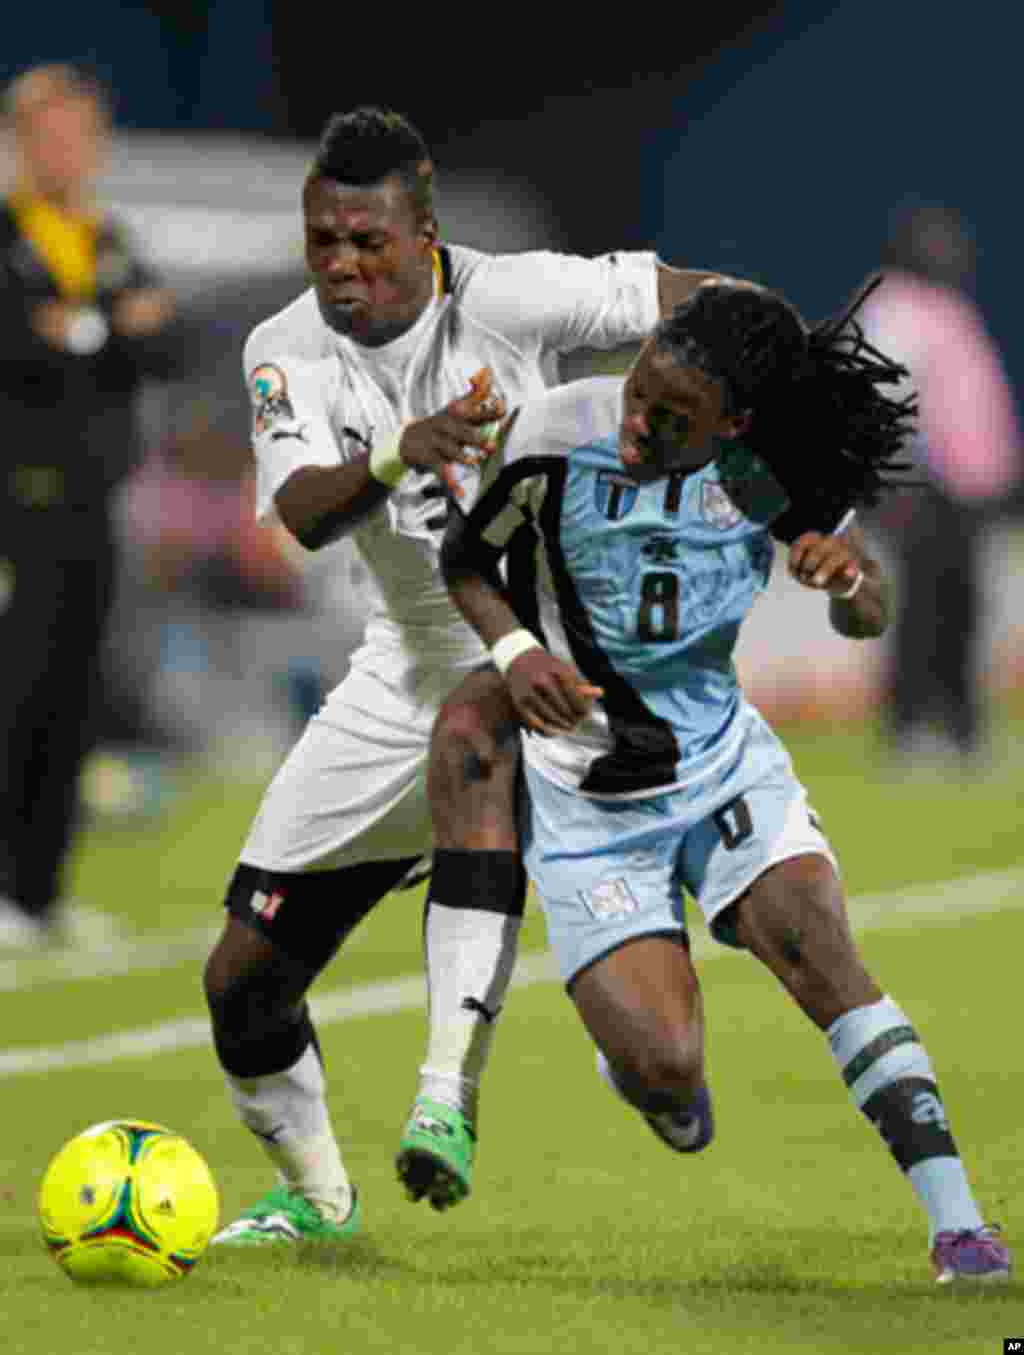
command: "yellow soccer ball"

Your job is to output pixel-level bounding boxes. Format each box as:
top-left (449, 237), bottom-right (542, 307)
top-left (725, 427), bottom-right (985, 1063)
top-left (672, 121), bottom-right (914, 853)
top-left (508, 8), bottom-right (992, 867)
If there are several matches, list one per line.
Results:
top-left (38, 1120), bottom-right (219, 1286)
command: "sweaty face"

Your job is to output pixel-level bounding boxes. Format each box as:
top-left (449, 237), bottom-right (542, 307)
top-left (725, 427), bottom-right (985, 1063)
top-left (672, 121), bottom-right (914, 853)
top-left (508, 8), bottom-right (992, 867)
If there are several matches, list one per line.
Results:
top-left (303, 173), bottom-right (437, 347)
top-left (619, 344), bottom-right (746, 482)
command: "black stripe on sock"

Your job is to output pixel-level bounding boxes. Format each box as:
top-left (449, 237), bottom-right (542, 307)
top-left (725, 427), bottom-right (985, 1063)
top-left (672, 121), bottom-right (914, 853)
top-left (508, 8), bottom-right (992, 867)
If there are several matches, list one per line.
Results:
top-left (842, 1025), bottom-right (919, 1087)
top-left (861, 1076), bottom-right (959, 1170)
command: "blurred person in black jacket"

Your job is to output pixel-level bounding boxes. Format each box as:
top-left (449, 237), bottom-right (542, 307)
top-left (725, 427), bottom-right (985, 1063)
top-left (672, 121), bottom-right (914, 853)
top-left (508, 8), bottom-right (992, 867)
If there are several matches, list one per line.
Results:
top-left (0, 65), bottom-right (187, 945)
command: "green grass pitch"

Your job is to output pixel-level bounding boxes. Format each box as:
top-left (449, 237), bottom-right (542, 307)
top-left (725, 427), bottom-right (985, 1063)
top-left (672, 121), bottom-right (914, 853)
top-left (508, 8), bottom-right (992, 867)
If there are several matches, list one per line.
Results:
top-left (0, 708), bottom-right (1021, 1353)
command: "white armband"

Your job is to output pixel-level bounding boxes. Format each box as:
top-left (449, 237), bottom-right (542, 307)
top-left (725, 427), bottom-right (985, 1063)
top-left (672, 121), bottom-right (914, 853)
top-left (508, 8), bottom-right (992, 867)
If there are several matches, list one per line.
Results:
top-left (491, 628), bottom-right (542, 675)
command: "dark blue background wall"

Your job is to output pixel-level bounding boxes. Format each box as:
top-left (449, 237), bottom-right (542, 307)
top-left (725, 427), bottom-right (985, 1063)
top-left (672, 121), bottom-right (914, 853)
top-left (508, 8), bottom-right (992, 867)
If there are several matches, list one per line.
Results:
top-left (645, 0), bottom-right (1021, 395)
top-left (6, 1), bottom-right (1020, 406)
top-left (0, 4), bottom-right (277, 131)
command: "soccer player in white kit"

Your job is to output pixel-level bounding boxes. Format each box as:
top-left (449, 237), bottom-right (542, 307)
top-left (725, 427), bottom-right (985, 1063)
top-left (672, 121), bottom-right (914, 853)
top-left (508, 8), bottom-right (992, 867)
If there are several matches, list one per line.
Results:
top-left (204, 106), bottom-right (732, 1245)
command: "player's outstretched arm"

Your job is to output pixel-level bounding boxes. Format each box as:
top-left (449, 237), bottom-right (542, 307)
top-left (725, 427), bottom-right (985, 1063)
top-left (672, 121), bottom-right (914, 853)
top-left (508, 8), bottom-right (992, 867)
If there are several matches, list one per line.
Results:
top-left (276, 370), bottom-right (505, 550)
top-left (787, 522), bottom-right (890, 639)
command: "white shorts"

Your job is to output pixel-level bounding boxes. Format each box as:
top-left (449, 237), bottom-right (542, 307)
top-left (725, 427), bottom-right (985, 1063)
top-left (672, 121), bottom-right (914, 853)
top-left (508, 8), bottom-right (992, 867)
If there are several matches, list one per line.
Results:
top-left (239, 650), bottom-right (471, 873)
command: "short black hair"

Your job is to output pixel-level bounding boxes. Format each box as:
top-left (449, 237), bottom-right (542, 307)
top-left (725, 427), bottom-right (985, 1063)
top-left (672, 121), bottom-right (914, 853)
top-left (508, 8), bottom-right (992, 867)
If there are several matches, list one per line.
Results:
top-left (654, 279), bottom-right (917, 540)
top-left (311, 106), bottom-right (435, 220)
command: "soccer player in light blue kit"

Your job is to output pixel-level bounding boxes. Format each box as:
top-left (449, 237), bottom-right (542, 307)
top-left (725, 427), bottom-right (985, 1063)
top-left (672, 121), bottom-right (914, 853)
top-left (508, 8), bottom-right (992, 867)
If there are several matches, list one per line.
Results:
top-left (436, 280), bottom-right (1011, 1284)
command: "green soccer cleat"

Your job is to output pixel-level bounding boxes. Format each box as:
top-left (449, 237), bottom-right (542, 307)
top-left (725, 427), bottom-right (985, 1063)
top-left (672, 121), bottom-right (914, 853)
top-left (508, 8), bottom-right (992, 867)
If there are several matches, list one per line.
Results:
top-left (396, 1098), bottom-right (476, 1211)
top-left (210, 1183), bottom-right (361, 1246)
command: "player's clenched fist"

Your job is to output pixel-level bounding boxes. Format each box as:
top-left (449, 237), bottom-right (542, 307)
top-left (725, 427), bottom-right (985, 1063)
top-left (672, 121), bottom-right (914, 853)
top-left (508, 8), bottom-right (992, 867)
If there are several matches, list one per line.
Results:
top-left (787, 531), bottom-right (862, 597)
top-left (399, 367), bottom-right (508, 496)
top-left (504, 647), bottom-right (603, 736)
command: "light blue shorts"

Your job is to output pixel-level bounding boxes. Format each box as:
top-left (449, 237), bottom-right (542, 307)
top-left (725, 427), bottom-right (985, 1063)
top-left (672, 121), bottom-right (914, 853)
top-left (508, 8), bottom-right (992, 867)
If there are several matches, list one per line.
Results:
top-left (522, 711), bottom-right (838, 985)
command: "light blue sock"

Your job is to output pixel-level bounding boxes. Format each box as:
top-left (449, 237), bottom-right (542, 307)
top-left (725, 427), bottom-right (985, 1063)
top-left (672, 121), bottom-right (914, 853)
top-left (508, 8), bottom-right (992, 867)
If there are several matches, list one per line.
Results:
top-left (828, 996), bottom-right (984, 1242)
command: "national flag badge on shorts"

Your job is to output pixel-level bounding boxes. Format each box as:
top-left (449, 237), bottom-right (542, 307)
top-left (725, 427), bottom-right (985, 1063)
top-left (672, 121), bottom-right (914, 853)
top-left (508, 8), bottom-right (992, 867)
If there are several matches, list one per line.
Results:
top-left (251, 889), bottom-right (285, 922)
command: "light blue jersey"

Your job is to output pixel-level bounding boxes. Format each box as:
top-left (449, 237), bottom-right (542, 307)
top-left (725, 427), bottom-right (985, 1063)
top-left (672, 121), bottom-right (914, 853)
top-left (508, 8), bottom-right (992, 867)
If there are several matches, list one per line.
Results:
top-left (463, 376), bottom-right (786, 798)
top-left (446, 374), bottom-right (842, 978)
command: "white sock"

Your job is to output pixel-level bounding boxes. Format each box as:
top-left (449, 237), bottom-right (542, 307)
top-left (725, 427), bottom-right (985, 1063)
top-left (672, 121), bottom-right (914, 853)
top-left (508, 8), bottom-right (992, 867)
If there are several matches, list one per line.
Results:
top-left (226, 1043), bottom-right (353, 1221)
top-left (828, 995), bottom-right (984, 1243)
top-left (418, 905), bottom-right (522, 1123)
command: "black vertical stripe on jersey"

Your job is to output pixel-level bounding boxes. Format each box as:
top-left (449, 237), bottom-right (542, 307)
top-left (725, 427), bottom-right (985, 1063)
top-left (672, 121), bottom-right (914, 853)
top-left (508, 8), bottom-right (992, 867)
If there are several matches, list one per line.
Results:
top-left (536, 460), bottom-right (681, 796)
top-left (441, 502), bottom-right (507, 597)
top-left (664, 473), bottom-right (684, 516)
top-left (504, 518), bottom-right (545, 645)
top-left (440, 457), bottom-right (554, 642)
top-left (438, 245), bottom-right (454, 295)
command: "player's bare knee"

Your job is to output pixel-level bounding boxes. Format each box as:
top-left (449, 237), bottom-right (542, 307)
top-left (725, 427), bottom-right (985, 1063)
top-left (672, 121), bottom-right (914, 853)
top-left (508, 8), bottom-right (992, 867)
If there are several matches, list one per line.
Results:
top-left (738, 858), bottom-right (878, 1024)
top-left (202, 938), bottom-right (237, 1013)
top-left (207, 967), bottom-right (306, 1041)
top-left (429, 697), bottom-right (520, 847)
top-left (203, 922), bottom-right (306, 1033)
top-left (433, 699), bottom-right (518, 786)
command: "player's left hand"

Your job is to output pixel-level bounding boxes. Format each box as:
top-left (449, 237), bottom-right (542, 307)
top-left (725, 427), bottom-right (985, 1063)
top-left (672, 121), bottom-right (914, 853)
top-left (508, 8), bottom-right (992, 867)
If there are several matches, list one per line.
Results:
top-left (787, 531), bottom-right (862, 597)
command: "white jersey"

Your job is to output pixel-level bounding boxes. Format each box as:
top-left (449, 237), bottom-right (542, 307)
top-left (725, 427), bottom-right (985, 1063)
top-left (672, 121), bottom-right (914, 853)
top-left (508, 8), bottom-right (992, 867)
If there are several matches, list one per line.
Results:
top-left (244, 245), bottom-right (659, 686)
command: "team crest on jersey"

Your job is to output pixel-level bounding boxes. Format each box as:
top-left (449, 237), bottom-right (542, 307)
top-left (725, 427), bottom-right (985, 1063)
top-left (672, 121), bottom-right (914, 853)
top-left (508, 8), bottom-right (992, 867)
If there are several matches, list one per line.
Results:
top-left (249, 364), bottom-right (296, 435)
top-left (594, 471), bottom-right (639, 521)
top-left (701, 481), bottom-right (744, 530)
top-left (716, 443), bottom-right (791, 526)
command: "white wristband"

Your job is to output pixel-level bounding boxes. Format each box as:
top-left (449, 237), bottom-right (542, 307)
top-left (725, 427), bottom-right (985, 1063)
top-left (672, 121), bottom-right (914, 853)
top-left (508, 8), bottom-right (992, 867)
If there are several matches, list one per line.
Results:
top-left (834, 569), bottom-right (864, 601)
top-left (368, 432), bottom-right (406, 488)
top-left (491, 628), bottom-right (542, 675)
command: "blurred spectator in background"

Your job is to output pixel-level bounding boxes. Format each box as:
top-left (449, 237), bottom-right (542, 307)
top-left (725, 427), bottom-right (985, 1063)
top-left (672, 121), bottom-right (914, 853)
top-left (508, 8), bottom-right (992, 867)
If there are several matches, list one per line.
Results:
top-left (114, 408), bottom-right (309, 770)
top-left (0, 64), bottom-right (187, 946)
top-left (860, 203), bottom-right (1021, 772)
top-left (91, 266), bottom-right (373, 812)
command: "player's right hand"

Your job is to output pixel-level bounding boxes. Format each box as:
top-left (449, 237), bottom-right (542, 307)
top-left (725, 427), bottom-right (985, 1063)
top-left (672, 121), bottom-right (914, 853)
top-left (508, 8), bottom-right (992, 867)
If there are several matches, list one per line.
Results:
top-left (399, 367), bottom-right (507, 498)
top-left (505, 648), bottom-right (603, 736)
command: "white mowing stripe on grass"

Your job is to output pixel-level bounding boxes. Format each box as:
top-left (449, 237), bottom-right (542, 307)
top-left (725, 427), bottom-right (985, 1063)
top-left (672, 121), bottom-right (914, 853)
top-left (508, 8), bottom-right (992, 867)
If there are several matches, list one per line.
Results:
top-left (0, 922), bottom-right (223, 994)
top-left (0, 865), bottom-right (1020, 1079)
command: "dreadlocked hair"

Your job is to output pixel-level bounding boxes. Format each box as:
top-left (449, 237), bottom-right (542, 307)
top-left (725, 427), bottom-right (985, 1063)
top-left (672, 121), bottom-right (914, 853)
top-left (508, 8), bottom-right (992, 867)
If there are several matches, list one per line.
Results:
top-left (654, 278), bottom-right (918, 541)
top-left (312, 106), bottom-right (435, 221)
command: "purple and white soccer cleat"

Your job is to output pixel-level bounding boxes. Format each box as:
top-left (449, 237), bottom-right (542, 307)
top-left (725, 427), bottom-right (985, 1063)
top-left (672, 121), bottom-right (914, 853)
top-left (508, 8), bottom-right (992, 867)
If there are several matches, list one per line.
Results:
top-left (930, 1224), bottom-right (1011, 1284)
top-left (643, 1084), bottom-right (715, 1153)
top-left (596, 1049), bottom-right (714, 1153)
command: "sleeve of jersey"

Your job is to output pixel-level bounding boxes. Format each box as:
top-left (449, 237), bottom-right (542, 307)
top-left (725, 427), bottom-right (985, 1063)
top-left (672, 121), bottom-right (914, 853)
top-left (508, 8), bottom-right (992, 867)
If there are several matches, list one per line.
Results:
top-left (464, 250), bottom-right (660, 354)
top-left (440, 409), bottom-right (553, 579)
top-left (243, 345), bottom-right (343, 519)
